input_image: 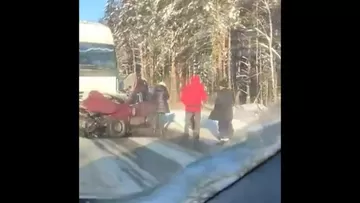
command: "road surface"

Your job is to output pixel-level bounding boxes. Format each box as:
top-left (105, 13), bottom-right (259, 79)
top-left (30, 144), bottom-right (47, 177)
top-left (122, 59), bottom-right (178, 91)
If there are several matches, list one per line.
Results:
top-left (79, 127), bottom-right (226, 199)
top-left (79, 104), bottom-right (280, 200)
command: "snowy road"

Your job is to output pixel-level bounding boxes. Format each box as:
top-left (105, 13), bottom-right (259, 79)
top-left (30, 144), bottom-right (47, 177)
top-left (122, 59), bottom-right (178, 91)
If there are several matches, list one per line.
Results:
top-left (79, 104), bottom-right (280, 200)
top-left (79, 127), bottom-right (225, 199)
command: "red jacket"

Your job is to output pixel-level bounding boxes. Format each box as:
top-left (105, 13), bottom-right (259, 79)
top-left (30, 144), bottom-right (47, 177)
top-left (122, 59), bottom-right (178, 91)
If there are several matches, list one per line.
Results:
top-left (180, 75), bottom-right (207, 112)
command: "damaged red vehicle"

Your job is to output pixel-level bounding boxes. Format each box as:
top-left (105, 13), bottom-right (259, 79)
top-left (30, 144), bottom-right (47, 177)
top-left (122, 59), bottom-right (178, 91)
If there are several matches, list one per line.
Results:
top-left (79, 90), bottom-right (156, 138)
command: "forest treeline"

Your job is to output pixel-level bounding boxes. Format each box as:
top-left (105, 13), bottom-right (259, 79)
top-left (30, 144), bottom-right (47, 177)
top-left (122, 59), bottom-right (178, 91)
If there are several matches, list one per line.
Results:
top-left (102, 0), bottom-right (281, 105)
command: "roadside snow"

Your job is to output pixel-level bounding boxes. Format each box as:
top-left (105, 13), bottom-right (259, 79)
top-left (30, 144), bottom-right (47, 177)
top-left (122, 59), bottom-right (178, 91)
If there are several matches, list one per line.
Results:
top-left (124, 105), bottom-right (281, 203)
top-left (165, 104), bottom-right (268, 142)
top-left (79, 103), bottom-right (281, 199)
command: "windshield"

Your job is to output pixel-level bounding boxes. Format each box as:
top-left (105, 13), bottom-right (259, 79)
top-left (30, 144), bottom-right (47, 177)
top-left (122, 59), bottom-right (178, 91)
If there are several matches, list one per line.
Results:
top-left (79, 42), bottom-right (116, 70)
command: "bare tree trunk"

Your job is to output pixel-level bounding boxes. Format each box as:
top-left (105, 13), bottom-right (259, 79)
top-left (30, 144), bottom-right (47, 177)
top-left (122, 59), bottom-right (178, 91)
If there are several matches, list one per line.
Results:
top-left (255, 2), bottom-right (260, 103)
top-left (227, 29), bottom-right (232, 89)
top-left (181, 64), bottom-right (187, 88)
top-left (221, 32), bottom-right (226, 80)
top-left (170, 31), bottom-right (178, 104)
top-left (264, 0), bottom-right (277, 102)
top-left (132, 45), bottom-right (136, 73)
top-left (260, 58), bottom-right (264, 105)
top-left (193, 40), bottom-right (197, 76)
top-left (245, 58), bottom-right (251, 104)
top-left (150, 54), bottom-right (154, 85)
top-left (139, 44), bottom-right (146, 80)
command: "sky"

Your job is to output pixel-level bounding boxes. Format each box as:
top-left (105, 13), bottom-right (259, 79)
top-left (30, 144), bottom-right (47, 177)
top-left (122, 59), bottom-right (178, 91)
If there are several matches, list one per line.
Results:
top-left (79, 0), bottom-right (107, 22)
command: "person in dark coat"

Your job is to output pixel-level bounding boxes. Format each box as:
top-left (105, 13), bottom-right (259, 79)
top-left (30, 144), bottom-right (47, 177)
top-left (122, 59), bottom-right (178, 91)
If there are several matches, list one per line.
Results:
top-left (151, 82), bottom-right (170, 136)
top-left (208, 79), bottom-right (234, 142)
top-left (129, 72), bottom-right (149, 104)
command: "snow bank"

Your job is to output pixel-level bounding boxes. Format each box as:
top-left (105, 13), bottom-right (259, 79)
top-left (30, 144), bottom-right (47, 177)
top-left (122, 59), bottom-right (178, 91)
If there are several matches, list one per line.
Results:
top-left (165, 103), bottom-right (268, 142)
top-left (122, 110), bottom-right (281, 203)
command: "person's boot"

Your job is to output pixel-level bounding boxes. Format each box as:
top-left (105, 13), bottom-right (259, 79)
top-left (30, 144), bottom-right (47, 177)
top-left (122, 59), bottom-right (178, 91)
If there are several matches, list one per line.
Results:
top-left (217, 132), bottom-right (229, 145)
top-left (219, 137), bottom-right (230, 142)
top-left (191, 133), bottom-right (201, 150)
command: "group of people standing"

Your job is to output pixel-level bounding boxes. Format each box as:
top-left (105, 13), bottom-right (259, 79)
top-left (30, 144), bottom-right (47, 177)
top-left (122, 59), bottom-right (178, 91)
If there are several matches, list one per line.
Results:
top-left (131, 73), bottom-right (235, 143)
top-left (180, 75), bottom-right (234, 143)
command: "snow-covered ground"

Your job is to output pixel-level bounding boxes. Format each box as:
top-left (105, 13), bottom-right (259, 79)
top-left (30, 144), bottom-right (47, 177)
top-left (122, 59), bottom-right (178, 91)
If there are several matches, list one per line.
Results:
top-left (79, 103), bottom-right (281, 200)
top-left (167, 104), bottom-right (268, 144)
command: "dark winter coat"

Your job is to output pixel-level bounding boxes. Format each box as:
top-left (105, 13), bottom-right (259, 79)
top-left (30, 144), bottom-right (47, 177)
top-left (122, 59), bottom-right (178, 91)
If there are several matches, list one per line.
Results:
top-left (129, 78), bottom-right (149, 103)
top-left (152, 84), bottom-right (170, 113)
top-left (208, 88), bottom-right (234, 121)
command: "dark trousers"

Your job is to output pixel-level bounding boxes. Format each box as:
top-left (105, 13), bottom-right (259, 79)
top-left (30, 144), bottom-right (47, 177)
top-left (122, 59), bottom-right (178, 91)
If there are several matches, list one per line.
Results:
top-left (218, 119), bottom-right (234, 138)
top-left (153, 113), bottom-right (165, 135)
top-left (184, 111), bottom-right (201, 136)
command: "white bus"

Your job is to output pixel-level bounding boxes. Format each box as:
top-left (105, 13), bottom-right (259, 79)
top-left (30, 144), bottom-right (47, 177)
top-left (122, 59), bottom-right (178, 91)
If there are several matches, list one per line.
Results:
top-left (79, 21), bottom-right (120, 99)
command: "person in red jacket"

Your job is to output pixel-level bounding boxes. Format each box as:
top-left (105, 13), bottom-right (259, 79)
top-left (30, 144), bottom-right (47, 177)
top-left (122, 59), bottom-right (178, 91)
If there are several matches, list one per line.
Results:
top-left (180, 75), bottom-right (207, 140)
